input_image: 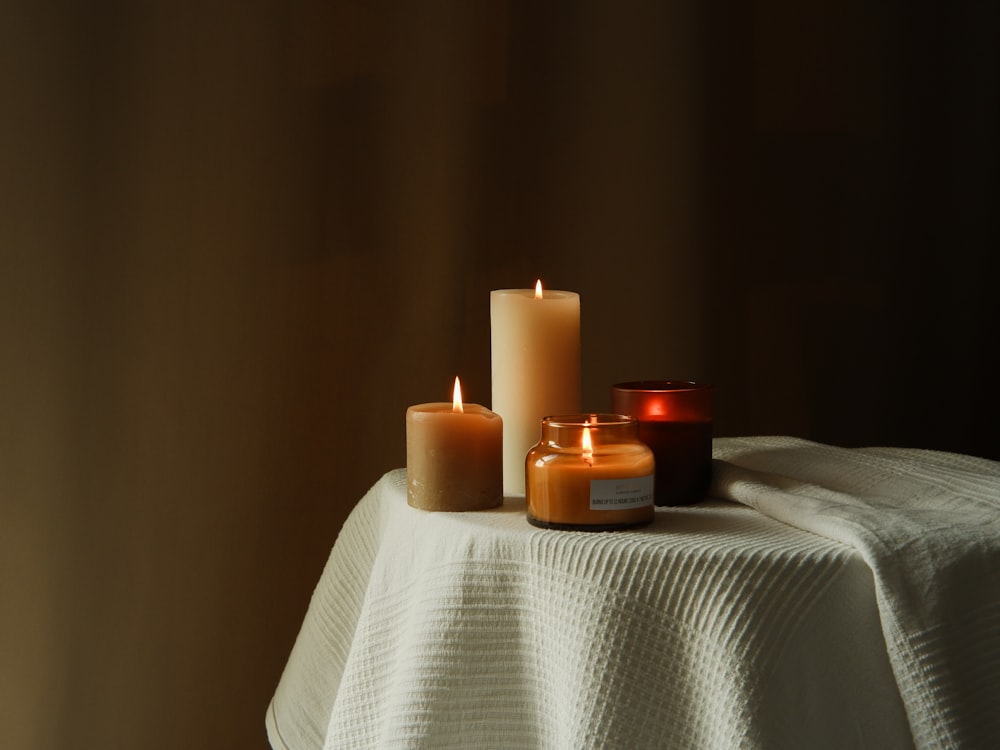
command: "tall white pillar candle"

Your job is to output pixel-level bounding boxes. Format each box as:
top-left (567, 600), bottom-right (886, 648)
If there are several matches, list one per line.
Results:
top-left (491, 283), bottom-right (581, 495)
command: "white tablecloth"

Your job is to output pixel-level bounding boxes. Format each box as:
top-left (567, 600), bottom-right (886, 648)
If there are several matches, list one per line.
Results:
top-left (267, 437), bottom-right (1000, 750)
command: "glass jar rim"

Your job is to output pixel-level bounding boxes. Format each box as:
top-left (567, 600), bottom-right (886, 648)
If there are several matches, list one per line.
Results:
top-left (612, 380), bottom-right (713, 393)
top-left (542, 413), bottom-right (636, 428)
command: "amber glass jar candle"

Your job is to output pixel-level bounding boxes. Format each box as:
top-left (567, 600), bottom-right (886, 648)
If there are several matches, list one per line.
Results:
top-left (526, 414), bottom-right (655, 531)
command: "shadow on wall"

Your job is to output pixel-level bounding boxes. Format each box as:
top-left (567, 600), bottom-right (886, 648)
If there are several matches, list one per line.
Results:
top-left (698, 1), bottom-right (999, 458)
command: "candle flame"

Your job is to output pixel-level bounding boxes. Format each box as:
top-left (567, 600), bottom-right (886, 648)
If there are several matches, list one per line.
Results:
top-left (582, 425), bottom-right (593, 465)
top-left (534, 279), bottom-right (543, 299)
top-left (452, 376), bottom-right (464, 413)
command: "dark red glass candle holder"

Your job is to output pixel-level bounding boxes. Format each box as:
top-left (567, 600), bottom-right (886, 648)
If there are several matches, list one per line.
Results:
top-left (610, 380), bottom-right (713, 506)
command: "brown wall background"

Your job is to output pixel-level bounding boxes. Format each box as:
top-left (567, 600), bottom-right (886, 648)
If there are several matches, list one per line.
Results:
top-left (2, 2), bottom-right (997, 748)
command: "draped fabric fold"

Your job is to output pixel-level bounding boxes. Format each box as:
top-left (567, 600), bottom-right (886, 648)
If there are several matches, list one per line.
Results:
top-left (711, 437), bottom-right (1000, 748)
top-left (269, 463), bottom-right (918, 749)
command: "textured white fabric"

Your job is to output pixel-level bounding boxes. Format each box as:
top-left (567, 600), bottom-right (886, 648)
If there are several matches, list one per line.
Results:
top-left (261, 436), bottom-right (1000, 749)
top-left (711, 436), bottom-right (1000, 749)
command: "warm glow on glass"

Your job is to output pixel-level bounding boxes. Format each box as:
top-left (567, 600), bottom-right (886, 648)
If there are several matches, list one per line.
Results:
top-left (452, 376), bottom-right (464, 414)
top-left (648, 399), bottom-right (666, 417)
top-left (534, 279), bottom-right (543, 299)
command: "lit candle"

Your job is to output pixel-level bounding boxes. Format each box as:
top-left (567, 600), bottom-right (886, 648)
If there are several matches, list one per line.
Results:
top-left (491, 281), bottom-right (581, 496)
top-left (611, 380), bottom-right (713, 506)
top-left (406, 377), bottom-right (503, 511)
top-left (526, 414), bottom-right (654, 530)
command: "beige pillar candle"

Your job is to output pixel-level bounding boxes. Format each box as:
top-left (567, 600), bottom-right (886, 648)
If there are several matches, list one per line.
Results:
top-left (406, 377), bottom-right (503, 511)
top-left (491, 281), bottom-right (581, 496)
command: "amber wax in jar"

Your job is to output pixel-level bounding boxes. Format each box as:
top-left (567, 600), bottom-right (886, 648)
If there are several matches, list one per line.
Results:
top-left (526, 414), bottom-right (655, 531)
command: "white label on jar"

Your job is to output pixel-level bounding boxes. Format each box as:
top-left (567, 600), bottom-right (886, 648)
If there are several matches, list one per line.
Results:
top-left (590, 475), bottom-right (655, 510)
